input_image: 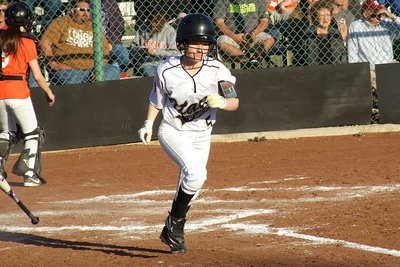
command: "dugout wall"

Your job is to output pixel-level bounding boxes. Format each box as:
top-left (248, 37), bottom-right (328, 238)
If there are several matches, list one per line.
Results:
top-left (29, 62), bottom-right (375, 151)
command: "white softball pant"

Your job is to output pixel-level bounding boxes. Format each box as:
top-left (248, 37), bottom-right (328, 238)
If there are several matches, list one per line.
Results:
top-left (158, 121), bottom-right (212, 198)
top-left (0, 98), bottom-right (39, 171)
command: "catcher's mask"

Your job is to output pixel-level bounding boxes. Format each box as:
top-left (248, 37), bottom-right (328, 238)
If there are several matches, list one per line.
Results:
top-left (176, 13), bottom-right (217, 60)
top-left (5, 2), bottom-right (35, 32)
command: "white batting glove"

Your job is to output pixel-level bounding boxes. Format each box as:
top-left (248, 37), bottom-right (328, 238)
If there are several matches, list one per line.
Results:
top-left (138, 120), bottom-right (153, 145)
top-left (207, 93), bottom-right (227, 109)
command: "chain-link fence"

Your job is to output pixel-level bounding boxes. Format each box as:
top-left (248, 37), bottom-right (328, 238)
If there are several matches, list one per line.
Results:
top-left (17, 0), bottom-right (400, 86)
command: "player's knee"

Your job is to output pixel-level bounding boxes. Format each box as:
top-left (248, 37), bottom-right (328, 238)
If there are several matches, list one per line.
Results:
top-left (23, 127), bottom-right (44, 144)
top-left (181, 167), bottom-right (207, 194)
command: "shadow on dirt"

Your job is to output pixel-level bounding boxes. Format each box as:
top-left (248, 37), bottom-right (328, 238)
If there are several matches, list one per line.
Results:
top-left (0, 231), bottom-right (170, 258)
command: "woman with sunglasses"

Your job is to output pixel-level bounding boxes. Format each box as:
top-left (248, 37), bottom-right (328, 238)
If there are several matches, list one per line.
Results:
top-left (0, 2), bottom-right (55, 186)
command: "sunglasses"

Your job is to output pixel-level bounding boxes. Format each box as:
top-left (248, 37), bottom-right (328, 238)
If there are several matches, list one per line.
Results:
top-left (0, 9), bottom-right (7, 13)
top-left (74, 7), bottom-right (91, 12)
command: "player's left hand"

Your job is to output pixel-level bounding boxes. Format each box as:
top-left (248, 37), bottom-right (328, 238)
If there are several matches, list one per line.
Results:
top-left (207, 93), bottom-right (227, 109)
top-left (138, 120), bottom-right (153, 145)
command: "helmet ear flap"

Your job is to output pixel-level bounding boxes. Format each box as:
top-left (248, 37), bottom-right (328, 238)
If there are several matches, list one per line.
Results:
top-left (177, 40), bottom-right (188, 51)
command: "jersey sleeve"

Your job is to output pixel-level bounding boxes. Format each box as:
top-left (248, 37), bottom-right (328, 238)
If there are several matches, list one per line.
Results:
top-left (149, 69), bottom-right (167, 109)
top-left (217, 63), bottom-right (236, 85)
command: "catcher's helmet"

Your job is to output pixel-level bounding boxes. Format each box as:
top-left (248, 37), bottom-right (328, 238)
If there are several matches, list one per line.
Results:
top-left (176, 13), bottom-right (217, 56)
top-left (5, 2), bottom-right (34, 32)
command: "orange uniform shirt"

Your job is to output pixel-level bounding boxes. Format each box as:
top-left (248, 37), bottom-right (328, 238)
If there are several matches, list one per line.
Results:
top-left (0, 37), bottom-right (37, 99)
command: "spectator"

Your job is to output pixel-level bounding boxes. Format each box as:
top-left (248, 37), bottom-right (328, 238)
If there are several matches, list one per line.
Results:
top-left (348, 0), bottom-right (400, 123)
top-left (213, 0), bottom-right (276, 66)
top-left (330, 0), bottom-right (355, 40)
top-left (88, 0), bottom-right (131, 76)
top-left (39, 0), bottom-right (120, 85)
top-left (303, 1), bottom-right (347, 65)
top-left (0, 0), bottom-right (8, 29)
top-left (129, 11), bottom-right (180, 77)
top-left (23, 0), bottom-right (64, 34)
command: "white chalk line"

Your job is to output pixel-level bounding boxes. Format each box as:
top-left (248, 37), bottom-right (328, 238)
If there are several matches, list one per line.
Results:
top-left (1, 178), bottom-right (400, 257)
top-left (43, 183), bottom-right (400, 205)
top-left (222, 223), bottom-right (400, 257)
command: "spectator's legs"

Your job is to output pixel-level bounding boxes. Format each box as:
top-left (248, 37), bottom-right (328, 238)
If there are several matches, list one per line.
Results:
top-left (28, 71), bottom-right (39, 88)
top-left (110, 44), bottom-right (132, 73)
top-left (103, 64), bottom-right (121, 81)
top-left (217, 35), bottom-right (248, 62)
top-left (50, 69), bottom-right (90, 85)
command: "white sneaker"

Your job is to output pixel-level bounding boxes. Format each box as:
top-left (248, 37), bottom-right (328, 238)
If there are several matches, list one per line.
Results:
top-left (23, 174), bottom-right (43, 187)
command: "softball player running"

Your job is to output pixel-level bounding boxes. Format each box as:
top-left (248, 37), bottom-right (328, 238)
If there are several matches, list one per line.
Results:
top-left (0, 2), bottom-right (55, 186)
top-left (138, 13), bottom-right (239, 253)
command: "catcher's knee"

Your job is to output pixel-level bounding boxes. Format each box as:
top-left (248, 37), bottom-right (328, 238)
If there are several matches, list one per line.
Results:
top-left (181, 167), bottom-right (207, 195)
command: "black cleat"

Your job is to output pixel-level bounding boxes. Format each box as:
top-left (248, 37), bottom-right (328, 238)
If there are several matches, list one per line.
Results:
top-left (159, 214), bottom-right (187, 254)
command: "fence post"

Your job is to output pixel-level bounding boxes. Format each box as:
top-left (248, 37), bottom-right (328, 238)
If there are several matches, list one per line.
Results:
top-left (92, 0), bottom-right (104, 81)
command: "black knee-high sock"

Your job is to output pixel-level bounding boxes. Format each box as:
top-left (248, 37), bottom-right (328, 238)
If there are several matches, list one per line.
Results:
top-left (170, 186), bottom-right (194, 218)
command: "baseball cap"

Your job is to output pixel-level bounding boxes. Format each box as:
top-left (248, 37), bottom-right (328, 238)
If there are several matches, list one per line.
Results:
top-left (362, 0), bottom-right (384, 12)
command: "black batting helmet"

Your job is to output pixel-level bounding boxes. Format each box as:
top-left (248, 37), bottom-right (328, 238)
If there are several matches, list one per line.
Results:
top-left (176, 13), bottom-right (217, 55)
top-left (5, 2), bottom-right (34, 32)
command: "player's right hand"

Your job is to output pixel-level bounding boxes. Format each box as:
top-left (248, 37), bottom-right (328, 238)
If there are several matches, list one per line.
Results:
top-left (138, 120), bottom-right (153, 145)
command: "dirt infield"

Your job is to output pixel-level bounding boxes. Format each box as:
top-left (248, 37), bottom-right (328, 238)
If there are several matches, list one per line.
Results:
top-left (1, 130), bottom-right (400, 266)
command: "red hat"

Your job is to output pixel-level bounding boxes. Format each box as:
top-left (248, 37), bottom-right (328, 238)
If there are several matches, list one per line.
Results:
top-left (362, 0), bottom-right (384, 12)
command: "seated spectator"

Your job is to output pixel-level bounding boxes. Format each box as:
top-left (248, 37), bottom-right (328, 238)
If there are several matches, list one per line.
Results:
top-left (129, 11), bottom-right (180, 77)
top-left (348, 0), bottom-right (400, 123)
top-left (213, 0), bottom-right (276, 67)
top-left (39, 0), bottom-right (120, 85)
top-left (88, 0), bottom-right (131, 76)
top-left (329, 0), bottom-right (355, 40)
top-left (24, 0), bottom-right (64, 34)
top-left (303, 1), bottom-right (347, 65)
top-left (0, 0), bottom-right (8, 30)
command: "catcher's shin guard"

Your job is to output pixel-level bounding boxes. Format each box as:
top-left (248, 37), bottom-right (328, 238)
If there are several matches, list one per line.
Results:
top-left (12, 127), bottom-right (46, 183)
top-left (0, 134), bottom-right (19, 178)
top-left (160, 213), bottom-right (187, 254)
